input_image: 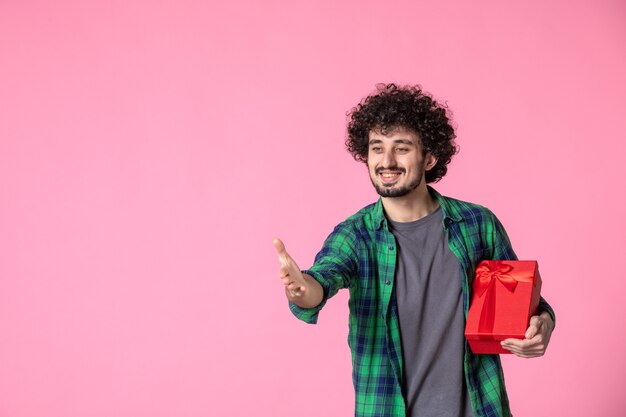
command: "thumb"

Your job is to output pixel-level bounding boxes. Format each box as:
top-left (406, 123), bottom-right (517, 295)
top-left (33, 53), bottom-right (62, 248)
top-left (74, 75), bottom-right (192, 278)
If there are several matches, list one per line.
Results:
top-left (526, 316), bottom-right (542, 339)
top-left (272, 238), bottom-right (290, 264)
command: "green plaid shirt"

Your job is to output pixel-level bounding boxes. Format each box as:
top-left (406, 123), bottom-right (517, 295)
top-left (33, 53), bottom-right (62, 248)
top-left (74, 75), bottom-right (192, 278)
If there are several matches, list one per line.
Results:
top-left (290, 186), bottom-right (555, 417)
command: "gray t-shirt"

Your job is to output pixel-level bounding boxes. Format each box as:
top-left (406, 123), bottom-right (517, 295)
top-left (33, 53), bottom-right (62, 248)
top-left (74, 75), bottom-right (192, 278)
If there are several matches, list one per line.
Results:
top-left (389, 206), bottom-right (474, 417)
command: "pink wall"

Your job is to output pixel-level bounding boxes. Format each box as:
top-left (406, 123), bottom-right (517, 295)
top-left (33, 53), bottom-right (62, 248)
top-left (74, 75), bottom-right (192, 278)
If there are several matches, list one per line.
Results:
top-left (1, 1), bottom-right (625, 416)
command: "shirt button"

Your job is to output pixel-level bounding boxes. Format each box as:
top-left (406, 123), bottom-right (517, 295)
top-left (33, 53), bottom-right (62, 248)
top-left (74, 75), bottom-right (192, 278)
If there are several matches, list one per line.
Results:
top-left (388, 245), bottom-right (394, 250)
top-left (385, 280), bottom-right (391, 285)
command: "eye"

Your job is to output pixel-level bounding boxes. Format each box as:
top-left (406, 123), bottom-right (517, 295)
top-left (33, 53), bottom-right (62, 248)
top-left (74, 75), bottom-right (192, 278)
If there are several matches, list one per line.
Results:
top-left (395, 147), bottom-right (409, 153)
top-left (370, 146), bottom-right (382, 153)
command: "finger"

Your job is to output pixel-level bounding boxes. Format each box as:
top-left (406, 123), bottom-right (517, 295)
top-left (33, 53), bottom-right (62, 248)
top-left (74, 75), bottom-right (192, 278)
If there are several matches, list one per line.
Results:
top-left (509, 347), bottom-right (542, 358)
top-left (501, 335), bottom-right (544, 357)
top-left (502, 336), bottom-right (538, 349)
top-left (507, 347), bottom-right (537, 358)
top-left (272, 238), bottom-right (291, 265)
top-left (278, 265), bottom-right (290, 279)
top-left (287, 281), bottom-right (306, 292)
top-left (285, 285), bottom-right (306, 298)
top-left (501, 338), bottom-right (530, 354)
top-left (500, 343), bottom-right (521, 356)
top-left (525, 316), bottom-right (543, 339)
top-left (272, 237), bottom-right (286, 254)
top-left (500, 341), bottom-right (536, 358)
top-left (501, 338), bottom-right (526, 349)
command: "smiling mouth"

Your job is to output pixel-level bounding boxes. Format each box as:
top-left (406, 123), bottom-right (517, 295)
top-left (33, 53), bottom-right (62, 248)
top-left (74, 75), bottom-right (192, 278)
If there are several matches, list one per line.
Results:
top-left (377, 170), bottom-right (403, 184)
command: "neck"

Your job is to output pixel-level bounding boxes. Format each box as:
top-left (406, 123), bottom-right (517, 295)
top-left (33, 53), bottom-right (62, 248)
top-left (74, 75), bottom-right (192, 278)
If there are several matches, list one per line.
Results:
top-left (381, 184), bottom-right (439, 222)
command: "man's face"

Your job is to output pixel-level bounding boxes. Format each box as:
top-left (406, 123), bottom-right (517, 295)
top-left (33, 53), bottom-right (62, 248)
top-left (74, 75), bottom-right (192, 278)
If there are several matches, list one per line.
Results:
top-left (367, 128), bottom-right (436, 198)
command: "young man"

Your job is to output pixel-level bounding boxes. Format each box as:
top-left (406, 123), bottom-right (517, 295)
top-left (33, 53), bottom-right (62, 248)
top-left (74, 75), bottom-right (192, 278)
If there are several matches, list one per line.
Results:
top-left (273, 84), bottom-right (555, 417)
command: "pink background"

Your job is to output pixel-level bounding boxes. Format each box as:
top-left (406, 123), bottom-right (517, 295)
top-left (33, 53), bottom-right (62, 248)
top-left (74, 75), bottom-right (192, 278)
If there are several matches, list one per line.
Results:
top-left (1, 1), bottom-right (625, 416)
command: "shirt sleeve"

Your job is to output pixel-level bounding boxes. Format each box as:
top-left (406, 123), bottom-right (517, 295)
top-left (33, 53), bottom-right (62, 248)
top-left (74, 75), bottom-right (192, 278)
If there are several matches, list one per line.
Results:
top-left (489, 211), bottom-right (556, 327)
top-left (289, 223), bottom-right (358, 324)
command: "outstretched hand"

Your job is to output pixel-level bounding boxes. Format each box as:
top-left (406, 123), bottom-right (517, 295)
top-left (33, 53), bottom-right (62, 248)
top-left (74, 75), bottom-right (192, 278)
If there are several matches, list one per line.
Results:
top-left (273, 238), bottom-right (307, 298)
top-left (273, 238), bottom-right (323, 308)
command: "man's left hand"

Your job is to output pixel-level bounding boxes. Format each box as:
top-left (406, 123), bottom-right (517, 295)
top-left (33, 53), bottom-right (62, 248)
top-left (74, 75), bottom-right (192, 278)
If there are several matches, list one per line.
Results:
top-left (500, 311), bottom-right (554, 358)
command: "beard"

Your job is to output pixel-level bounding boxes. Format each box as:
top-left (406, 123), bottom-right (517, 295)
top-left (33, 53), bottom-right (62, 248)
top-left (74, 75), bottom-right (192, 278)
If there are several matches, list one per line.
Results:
top-left (369, 167), bottom-right (424, 198)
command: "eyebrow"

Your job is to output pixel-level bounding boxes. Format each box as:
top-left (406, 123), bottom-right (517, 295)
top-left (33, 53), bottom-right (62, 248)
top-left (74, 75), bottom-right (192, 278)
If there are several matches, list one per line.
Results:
top-left (368, 138), bottom-right (415, 145)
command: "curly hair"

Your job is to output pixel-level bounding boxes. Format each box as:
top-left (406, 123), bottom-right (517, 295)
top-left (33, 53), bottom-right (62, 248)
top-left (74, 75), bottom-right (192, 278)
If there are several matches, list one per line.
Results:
top-left (346, 83), bottom-right (458, 183)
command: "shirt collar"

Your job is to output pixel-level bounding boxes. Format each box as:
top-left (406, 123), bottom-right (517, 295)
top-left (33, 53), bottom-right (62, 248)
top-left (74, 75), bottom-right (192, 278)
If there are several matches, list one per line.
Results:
top-left (428, 186), bottom-right (463, 224)
top-left (373, 186), bottom-right (463, 230)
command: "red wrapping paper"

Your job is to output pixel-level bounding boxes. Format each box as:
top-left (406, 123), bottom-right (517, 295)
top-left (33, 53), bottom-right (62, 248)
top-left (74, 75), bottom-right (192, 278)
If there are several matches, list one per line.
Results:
top-left (464, 260), bottom-right (542, 354)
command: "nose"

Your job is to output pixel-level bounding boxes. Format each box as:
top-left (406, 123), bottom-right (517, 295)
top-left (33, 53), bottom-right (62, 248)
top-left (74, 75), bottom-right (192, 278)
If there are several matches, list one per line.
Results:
top-left (381, 149), bottom-right (396, 168)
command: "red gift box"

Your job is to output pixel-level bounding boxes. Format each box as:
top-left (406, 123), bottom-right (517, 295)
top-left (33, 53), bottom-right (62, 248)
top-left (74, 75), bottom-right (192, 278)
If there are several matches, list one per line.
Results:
top-left (465, 260), bottom-right (542, 354)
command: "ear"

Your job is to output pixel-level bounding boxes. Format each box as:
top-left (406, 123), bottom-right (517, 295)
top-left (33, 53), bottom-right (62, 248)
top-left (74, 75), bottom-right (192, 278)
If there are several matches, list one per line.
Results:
top-left (424, 153), bottom-right (438, 171)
